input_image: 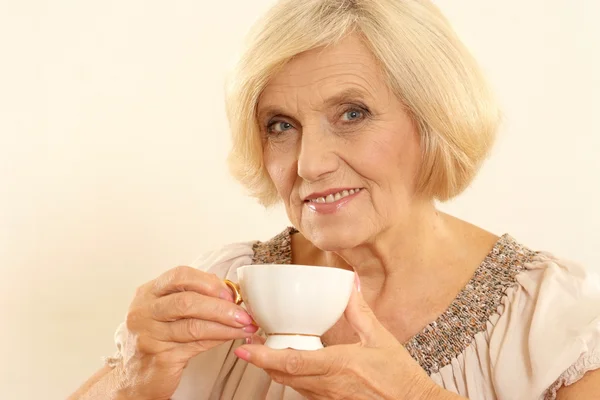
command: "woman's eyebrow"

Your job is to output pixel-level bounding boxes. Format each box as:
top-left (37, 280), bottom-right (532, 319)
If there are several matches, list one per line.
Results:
top-left (257, 87), bottom-right (372, 121)
top-left (323, 87), bottom-right (371, 107)
top-left (257, 105), bottom-right (286, 123)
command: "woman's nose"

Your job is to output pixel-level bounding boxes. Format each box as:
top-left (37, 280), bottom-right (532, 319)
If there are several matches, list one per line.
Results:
top-left (296, 129), bottom-right (339, 182)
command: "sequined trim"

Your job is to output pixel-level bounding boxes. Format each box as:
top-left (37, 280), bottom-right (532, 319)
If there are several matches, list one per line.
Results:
top-left (404, 234), bottom-right (537, 374)
top-left (251, 228), bottom-right (537, 376)
top-left (252, 227), bottom-right (298, 265)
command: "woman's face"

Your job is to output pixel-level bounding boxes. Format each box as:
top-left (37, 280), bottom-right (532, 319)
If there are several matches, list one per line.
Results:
top-left (258, 34), bottom-right (422, 251)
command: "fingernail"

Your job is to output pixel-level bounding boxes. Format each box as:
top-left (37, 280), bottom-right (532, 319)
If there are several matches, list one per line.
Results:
top-left (243, 324), bottom-right (259, 333)
top-left (219, 290), bottom-right (234, 302)
top-left (234, 347), bottom-right (251, 361)
top-left (235, 311), bottom-right (253, 325)
top-left (354, 273), bottom-right (361, 292)
top-left (245, 337), bottom-right (252, 344)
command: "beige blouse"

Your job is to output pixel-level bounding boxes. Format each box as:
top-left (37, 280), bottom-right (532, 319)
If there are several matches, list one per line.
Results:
top-left (106, 228), bottom-right (600, 400)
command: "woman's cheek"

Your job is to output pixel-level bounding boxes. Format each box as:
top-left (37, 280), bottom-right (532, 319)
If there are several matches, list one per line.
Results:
top-left (265, 158), bottom-right (294, 197)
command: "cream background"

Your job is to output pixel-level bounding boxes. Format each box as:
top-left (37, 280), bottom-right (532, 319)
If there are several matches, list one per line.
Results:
top-left (1, 0), bottom-right (598, 398)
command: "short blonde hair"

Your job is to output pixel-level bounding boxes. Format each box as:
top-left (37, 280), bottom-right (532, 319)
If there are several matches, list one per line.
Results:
top-left (226, 0), bottom-right (500, 206)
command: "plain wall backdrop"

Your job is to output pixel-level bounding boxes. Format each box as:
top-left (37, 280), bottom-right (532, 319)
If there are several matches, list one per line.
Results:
top-left (1, 0), bottom-right (599, 398)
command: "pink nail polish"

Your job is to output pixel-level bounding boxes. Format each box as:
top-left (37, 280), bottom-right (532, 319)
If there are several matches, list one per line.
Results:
top-left (243, 324), bottom-right (259, 333)
top-left (234, 347), bottom-right (251, 361)
top-left (245, 337), bottom-right (252, 345)
top-left (235, 311), bottom-right (253, 325)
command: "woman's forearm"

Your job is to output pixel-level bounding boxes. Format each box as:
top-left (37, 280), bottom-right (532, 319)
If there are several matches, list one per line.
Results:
top-left (67, 365), bottom-right (132, 400)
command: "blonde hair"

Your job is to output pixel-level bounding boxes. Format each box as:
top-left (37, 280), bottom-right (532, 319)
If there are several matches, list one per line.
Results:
top-left (226, 0), bottom-right (500, 206)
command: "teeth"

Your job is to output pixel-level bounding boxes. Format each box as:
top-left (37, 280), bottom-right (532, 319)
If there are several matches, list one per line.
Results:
top-left (309, 188), bottom-right (361, 204)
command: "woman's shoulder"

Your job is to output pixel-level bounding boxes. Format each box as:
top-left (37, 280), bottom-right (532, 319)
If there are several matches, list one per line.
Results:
top-left (494, 234), bottom-right (600, 341)
top-left (489, 236), bottom-right (600, 398)
top-left (514, 244), bottom-right (600, 338)
top-left (189, 227), bottom-right (296, 280)
top-left (516, 242), bottom-right (599, 297)
top-left (483, 233), bottom-right (598, 297)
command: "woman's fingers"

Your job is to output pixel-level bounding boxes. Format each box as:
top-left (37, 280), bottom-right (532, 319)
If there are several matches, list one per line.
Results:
top-left (151, 266), bottom-right (234, 300)
top-left (236, 345), bottom-right (341, 376)
top-left (245, 333), bottom-right (266, 345)
top-left (154, 318), bottom-right (259, 343)
top-left (151, 291), bottom-right (253, 328)
top-left (127, 266), bottom-right (260, 347)
top-left (344, 276), bottom-right (397, 347)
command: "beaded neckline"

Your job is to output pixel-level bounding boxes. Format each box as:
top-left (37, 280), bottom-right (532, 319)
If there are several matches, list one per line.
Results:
top-left (251, 227), bottom-right (537, 375)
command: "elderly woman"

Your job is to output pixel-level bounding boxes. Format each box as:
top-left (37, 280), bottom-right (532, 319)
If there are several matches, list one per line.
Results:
top-left (70, 0), bottom-right (600, 399)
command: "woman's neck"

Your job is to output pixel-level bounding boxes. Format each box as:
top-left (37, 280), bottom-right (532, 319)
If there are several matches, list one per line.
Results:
top-left (291, 205), bottom-right (499, 321)
top-left (328, 204), bottom-right (456, 305)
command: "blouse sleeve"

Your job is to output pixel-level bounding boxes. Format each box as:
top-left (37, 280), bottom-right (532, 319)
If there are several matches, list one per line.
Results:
top-left (489, 253), bottom-right (600, 400)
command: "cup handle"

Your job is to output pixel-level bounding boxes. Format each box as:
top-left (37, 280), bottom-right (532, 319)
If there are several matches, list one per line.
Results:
top-left (223, 279), bottom-right (243, 305)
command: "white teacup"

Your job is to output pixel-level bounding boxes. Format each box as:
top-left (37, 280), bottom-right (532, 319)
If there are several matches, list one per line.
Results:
top-left (227, 264), bottom-right (355, 350)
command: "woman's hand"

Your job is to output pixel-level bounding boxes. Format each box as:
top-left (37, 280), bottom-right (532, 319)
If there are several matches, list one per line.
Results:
top-left (234, 278), bottom-right (451, 400)
top-left (116, 266), bottom-right (257, 400)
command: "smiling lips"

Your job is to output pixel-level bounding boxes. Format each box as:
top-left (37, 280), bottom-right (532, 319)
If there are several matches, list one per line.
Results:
top-left (304, 188), bottom-right (362, 214)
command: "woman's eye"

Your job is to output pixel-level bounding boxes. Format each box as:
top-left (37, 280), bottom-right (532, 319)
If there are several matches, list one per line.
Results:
top-left (341, 109), bottom-right (364, 122)
top-left (267, 121), bottom-right (294, 134)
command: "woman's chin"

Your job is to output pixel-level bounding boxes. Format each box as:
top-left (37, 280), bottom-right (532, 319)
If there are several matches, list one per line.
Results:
top-left (304, 226), bottom-right (365, 253)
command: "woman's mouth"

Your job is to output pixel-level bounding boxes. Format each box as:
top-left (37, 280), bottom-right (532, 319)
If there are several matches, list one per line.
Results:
top-left (306, 188), bottom-right (362, 204)
top-left (304, 188), bottom-right (362, 214)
